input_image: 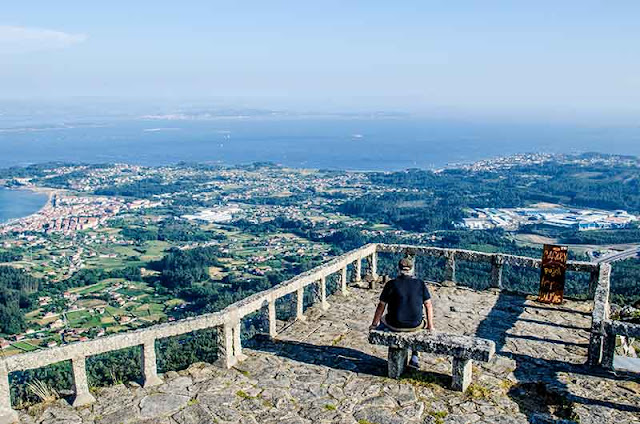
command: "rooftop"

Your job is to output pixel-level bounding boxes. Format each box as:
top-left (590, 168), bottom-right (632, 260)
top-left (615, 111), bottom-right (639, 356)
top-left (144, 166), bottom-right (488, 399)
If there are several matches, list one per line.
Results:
top-left (15, 284), bottom-right (640, 424)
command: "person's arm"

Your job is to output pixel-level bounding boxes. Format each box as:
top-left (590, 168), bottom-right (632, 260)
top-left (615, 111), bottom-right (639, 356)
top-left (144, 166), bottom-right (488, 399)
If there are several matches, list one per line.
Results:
top-left (424, 299), bottom-right (434, 331)
top-left (369, 301), bottom-right (386, 330)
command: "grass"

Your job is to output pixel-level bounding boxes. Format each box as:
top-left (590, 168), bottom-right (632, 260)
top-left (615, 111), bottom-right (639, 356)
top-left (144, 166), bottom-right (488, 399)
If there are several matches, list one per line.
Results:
top-left (12, 341), bottom-right (40, 352)
top-left (67, 310), bottom-right (92, 326)
top-left (331, 334), bottom-right (345, 346)
top-left (73, 281), bottom-right (109, 295)
top-left (26, 380), bottom-right (58, 404)
top-left (465, 383), bottom-right (492, 400)
top-left (428, 410), bottom-right (448, 424)
top-left (399, 368), bottom-right (446, 388)
top-left (235, 390), bottom-right (253, 399)
top-left (235, 368), bottom-right (250, 377)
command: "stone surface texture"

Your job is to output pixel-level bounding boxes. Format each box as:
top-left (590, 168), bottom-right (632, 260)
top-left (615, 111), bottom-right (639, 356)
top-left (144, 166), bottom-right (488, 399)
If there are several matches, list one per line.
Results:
top-left (15, 285), bottom-right (640, 424)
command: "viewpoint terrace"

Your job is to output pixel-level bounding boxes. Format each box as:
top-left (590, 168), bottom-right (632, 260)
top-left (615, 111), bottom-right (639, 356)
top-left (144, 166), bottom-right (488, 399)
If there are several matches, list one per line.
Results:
top-left (1, 244), bottom-right (639, 424)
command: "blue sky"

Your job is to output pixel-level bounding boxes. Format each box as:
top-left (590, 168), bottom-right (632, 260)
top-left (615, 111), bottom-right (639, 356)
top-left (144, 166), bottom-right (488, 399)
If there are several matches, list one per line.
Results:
top-left (1, 1), bottom-right (639, 121)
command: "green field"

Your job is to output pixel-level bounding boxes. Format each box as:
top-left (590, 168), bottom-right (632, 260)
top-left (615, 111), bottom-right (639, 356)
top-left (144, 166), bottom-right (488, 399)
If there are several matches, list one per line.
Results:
top-left (12, 341), bottom-right (40, 352)
top-left (73, 281), bottom-right (110, 295)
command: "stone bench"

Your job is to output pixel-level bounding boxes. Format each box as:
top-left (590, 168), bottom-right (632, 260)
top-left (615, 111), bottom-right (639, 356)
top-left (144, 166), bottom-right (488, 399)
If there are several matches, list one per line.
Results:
top-left (368, 330), bottom-right (495, 391)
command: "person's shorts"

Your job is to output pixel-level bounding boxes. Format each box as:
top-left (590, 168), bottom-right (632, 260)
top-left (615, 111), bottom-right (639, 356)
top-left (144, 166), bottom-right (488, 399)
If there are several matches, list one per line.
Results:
top-left (377, 315), bottom-right (426, 332)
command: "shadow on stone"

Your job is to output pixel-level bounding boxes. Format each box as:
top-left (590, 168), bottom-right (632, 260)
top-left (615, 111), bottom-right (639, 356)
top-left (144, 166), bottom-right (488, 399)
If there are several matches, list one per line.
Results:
top-left (247, 336), bottom-right (388, 377)
top-left (475, 292), bottom-right (527, 353)
top-left (475, 291), bottom-right (640, 422)
top-left (399, 367), bottom-right (452, 389)
top-left (522, 303), bottom-right (592, 317)
top-left (516, 317), bottom-right (589, 332)
top-left (508, 382), bottom-right (578, 423)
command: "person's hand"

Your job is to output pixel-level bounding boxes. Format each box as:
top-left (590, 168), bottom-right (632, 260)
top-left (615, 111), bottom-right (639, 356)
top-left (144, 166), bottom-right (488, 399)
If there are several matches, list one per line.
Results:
top-left (369, 323), bottom-right (379, 331)
top-left (427, 325), bottom-right (435, 332)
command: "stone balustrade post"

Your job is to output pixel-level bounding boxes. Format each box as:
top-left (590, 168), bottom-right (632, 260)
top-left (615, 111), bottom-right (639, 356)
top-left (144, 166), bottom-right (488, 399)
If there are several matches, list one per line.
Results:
top-left (141, 339), bottom-right (163, 388)
top-left (266, 299), bottom-right (277, 338)
top-left (233, 319), bottom-right (248, 361)
top-left (444, 250), bottom-right (456, 283)
top-left (71, 356), bottom-right (96, 407)
top-left (588, 269), bottom-right (599, 299)
top-left (340, 267), bottom-right (348, 295)
top-left (588, 263), bottom-right (611, 367)
top-left (369, 253), bottom-right (378, 287)
top-left (0, 362), bottom-right (18, 424)
top-left (490, 255), bottom-right (504, 290)
top-left (354, 258), bottom-right (362, 283)
top-left (320, 276), bottom-right (329, 310)
top-left (215, 321), bottom-right (236, 369)
top-left (296, 287), bottom-right (307, 321)
top-left (601, 325), bottom-right (616, 370)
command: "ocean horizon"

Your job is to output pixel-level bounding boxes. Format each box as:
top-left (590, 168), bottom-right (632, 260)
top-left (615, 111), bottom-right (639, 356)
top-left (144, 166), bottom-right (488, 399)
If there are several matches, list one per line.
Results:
top-left (1, 118), bottom-right (639, 172)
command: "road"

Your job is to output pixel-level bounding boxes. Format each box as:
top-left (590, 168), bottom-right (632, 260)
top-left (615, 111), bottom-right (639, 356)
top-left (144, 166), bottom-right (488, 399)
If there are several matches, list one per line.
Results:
top-left (595, 246), bottom-right (640, 263)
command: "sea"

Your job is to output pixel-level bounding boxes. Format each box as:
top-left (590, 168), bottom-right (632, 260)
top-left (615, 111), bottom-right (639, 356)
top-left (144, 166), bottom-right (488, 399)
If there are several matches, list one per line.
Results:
top-left (0, 187), bottom-right (48, 224)
top-left (1, 117), bottom-right (639, 221)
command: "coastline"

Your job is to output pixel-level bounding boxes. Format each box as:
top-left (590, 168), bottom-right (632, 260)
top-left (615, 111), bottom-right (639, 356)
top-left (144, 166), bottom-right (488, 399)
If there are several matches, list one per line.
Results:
top-left (0, 186), bottom-right (56, 226)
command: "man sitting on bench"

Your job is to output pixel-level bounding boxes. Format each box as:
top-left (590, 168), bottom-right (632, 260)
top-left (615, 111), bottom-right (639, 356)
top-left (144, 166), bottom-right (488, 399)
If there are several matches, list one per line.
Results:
top-left (369, 257), bottom-right (435, 368)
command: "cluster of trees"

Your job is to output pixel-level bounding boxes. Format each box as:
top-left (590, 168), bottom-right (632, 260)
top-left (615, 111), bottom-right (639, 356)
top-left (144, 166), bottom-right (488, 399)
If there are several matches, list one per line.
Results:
top-left (517, 224), bottom-right (640, 246)
top-left (120, 220), bottom-right (222, 243)
top-left (149, 246), bottom-right (223, 290)
top-left (340, 191), bottom-right (465, 232)
top-left (0, 266), bottom-right (40, 335)
top-left (560, 228), bottom-right (640, 245)
top-left (94, 175), bottom-right (210, 198)
top-left (610, 258), bottom-right (640, 306)
top-left (0, 249), bottom-right (23, 263)
top-left (44, 266), bottom-right (143, 294)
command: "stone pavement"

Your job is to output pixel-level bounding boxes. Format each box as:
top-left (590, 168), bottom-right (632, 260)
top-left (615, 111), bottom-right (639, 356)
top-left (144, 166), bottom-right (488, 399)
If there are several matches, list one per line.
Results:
top-left (17, 285), bottom-right (640, 424)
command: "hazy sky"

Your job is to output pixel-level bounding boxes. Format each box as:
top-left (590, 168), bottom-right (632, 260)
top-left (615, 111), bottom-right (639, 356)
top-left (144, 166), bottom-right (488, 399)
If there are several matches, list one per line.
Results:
top-left (1, 1), bottom-right (639, 121)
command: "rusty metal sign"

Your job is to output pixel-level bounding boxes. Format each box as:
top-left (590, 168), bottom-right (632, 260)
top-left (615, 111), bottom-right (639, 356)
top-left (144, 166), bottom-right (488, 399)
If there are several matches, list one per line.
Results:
top-left (538, 244), bottom-right (568, 304)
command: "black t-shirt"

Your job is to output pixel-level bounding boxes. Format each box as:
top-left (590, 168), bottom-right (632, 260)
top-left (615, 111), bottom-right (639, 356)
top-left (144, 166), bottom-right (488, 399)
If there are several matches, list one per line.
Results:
top-left (379, 275), bottom-right (431, 328)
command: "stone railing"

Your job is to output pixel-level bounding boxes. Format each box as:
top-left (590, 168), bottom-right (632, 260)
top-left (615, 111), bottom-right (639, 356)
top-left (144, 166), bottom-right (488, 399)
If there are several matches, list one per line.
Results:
top-left (0, 244), bottom-right (378, 422)
top-left (601, 320), bottom-right (640, 370)
top-left (0, 243), bottom-right (610, 422)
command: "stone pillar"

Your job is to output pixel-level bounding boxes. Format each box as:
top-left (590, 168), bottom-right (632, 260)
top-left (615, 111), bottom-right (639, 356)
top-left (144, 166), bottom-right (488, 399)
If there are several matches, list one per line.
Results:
top-left (0, 362), bottom-right (18, 424)
top-left (601, 330), bottom-right (616, 370)
top-left (295, 288), bottom-right (306, 321)
top-left (71, 356), bottom-right (96, 407)
top-left (233, 319), bottom-right (248, 361)
top-left (588, 333), bottom-right (604, 367)
top-left (340, 267), bottom-right (348, 295)
top-left (266, 300), bottom-right (277, 338)
top-left (387, 347), bottom-right (409, 379)
top-left (451, 357), bottom-right (472, 392)
top-left (215, 322), bottom-right (236, 369)
top-left (354, 258), bottom-right (362, 283)
top-left (588, 263), bottom-right (611, 367)
top-left (369, 253), bottom-right (378, 289)
top-left (588, 269), bottom-right (599, 299)
top-left (444, 250), bottom-right (456, 283)
top-left (142, 339), bottom-right (163, 388)
top-left (320, 277), bottom-right (329, 310)
top-left (490, 255), bottom-right (504, 290)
